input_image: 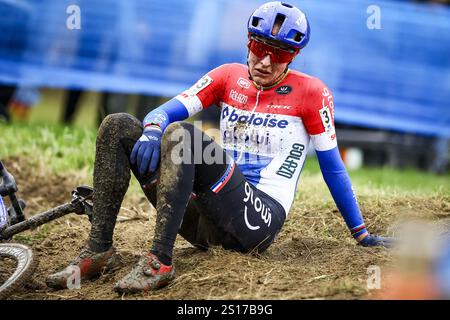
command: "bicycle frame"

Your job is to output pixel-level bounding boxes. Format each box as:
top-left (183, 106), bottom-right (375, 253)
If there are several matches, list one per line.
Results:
top-left (0, 160), bottom-right (93, 240)
top-left (0, 160), bottom-right (93, 299)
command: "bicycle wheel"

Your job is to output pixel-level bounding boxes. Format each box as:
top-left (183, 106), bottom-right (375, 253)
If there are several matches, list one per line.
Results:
top-left (0, 243), bottom-right (36, 299)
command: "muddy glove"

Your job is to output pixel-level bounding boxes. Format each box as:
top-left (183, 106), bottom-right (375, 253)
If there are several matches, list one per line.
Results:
top-left (131, 127), bottom-right (163, 175)
top-left (359, 233), bottom-right (396, 248)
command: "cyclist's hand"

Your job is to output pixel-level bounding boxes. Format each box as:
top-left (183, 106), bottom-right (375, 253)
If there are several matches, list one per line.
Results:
top-left (130, 127), bottom-right (163, 175)
top-left (358, 233), bottom-right (396, 248)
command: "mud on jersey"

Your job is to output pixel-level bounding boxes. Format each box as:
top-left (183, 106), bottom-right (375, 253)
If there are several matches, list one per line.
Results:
top-left (175, 63), bottom-right (337, 216)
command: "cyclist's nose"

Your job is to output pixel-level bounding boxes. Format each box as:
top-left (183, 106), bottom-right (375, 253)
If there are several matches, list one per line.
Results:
top-left (260, 54), bottom-right (272, 66)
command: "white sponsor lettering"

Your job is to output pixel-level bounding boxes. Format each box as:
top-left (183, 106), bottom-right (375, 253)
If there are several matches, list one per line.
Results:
top-left (243, 182), bottom-right (272, 230)
top-left (237, 77), bottom-right (251, 89)
top-left (322, 87), bottom-right (334, 110)
top-left (229, 89), bottom-right (248, 104)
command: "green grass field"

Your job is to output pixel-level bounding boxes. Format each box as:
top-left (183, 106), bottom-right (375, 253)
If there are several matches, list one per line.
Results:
top-left (1, 91), bottom-right (449, 300)
top-left (2, 121), bottom-right (449, 196)
top-left (4, 88), bottom-right (447, 194)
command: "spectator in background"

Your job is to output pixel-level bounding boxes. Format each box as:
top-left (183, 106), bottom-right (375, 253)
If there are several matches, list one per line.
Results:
top-left (0, 85), bottom-right (16, 123)
top-left (98, 92), bottom-right (130, 126)
top-left (135, 95), bottom-right (165, 123)
top-left (62, 89), bottom-right (84, 124)
top-left (64, 90), bottom-right (160, 126)
top-left (9, 86), bottom-right (41, 121)
top-left (99, 93), bottom-right (162, 126)
top-left (431, 138), bottom-right (450, 174)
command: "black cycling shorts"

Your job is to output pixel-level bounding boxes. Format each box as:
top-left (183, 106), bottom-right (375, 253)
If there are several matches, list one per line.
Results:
top-left (189, 158), bottom-right (286, 253)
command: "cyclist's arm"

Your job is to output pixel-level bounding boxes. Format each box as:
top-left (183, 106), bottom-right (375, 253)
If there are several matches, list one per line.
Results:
top-left (142, 64), bottom-right (229, 131)
top-left (302, 78), bottom-right (368, 242)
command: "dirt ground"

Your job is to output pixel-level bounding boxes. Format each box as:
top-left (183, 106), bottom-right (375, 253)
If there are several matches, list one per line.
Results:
top-left (1, 157), bottom-right (450, 300)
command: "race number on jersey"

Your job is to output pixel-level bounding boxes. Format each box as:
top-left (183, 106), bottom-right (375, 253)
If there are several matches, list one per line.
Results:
top-left (188, 75), bottom-right (213, 95)
top-left (319, 106), bottom-right (332, 132)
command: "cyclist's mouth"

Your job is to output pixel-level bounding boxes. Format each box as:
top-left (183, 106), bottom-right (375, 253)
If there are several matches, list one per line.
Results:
top-left (253, 68), bottom-right (271, 76)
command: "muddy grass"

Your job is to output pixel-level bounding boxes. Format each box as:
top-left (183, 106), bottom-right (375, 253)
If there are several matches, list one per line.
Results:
top-left (1, 157), bottom-right (449, 300)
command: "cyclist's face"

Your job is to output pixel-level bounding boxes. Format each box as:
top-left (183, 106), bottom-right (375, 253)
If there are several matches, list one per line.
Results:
top-left (247, 39), bottom-right (294, 87)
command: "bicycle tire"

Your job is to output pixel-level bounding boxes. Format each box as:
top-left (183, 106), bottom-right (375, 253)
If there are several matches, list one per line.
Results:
top-left (0, 243), bottom-right (36, 299)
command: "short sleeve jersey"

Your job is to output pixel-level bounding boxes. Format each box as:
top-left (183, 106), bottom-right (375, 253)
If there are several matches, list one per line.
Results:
top-left (175, 63), bottom-right (337, 215)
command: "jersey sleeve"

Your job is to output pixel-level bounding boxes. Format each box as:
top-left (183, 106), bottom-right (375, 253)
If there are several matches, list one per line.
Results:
top-left (302, 78), bottom-right (337, 151)
top-left (174, 64), bottom-right (230, 117)
top-left (304, 79), bottom-right (368, 242)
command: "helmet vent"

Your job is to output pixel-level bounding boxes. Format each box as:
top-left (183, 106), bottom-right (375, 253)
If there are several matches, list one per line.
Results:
top-left (272, 14), bottom-right (286, 36)
top-left (293, 32), bottom-right (304, 43)
top-left (252, 17), bottom-right (261, 28)
top-left (281, 3), bottom-right (293, 8)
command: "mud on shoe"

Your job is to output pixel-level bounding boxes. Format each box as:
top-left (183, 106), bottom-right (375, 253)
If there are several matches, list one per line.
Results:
top-left (46, 246), bottom-right (118, 289)
top-left (114, 252), bottom-right (175, 294)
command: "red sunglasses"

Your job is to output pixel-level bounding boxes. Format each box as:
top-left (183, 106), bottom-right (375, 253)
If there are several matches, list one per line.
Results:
top-left (248, 37), bottom-right (299, 63)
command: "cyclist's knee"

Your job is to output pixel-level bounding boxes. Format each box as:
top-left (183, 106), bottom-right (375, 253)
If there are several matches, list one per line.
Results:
top-left (98, 113), bottom-right (142, 141)
top-left (163, 121), bottom-right (194, 137)
top-left (161, 122), bottom-right (194, 151)
top-left (101, 113), bottom-right (140, 130)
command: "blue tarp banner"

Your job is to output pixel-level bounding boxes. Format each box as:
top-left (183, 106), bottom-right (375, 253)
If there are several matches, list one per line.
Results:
top-left (0, 0), bottom-right (449, 137)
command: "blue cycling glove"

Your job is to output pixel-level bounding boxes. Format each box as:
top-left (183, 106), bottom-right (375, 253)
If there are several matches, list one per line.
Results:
top-left (130, 127), bottom-right (163, 175)
top-left (359, 234), bottom-right (396, 248)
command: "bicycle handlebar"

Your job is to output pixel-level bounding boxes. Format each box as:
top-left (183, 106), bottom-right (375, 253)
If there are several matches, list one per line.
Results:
top-left (0, 160), bottom-right (18, 197)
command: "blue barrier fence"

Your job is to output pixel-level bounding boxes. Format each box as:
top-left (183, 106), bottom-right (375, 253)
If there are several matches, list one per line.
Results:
top-left (0, 0), bottom-right (449, 137)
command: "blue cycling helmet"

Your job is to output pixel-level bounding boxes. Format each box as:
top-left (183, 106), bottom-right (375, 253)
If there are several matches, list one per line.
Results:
top-left (247, 1), bottom-right (310, 50)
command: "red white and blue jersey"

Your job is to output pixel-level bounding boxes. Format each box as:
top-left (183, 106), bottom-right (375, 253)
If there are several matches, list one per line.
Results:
top-left (175, 63), bottom-right (337, 216)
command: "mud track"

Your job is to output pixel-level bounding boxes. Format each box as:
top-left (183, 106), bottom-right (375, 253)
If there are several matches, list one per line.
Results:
top-left (2, 157), bottom-right (449, 300)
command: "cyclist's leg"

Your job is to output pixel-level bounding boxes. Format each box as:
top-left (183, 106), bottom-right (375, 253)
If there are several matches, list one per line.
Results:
top-left (191, 169), bottom-right (286, 254)
top-left (178, 199), bottom-right (226, 249)
top-left (87, 113), bottom-right (145, 252)
top-left (114, 121), bottom-right (286, 293)
top-left (88, 113), bottom-right (202, 252)
top-left (150, 122), bottom-right (285, 264)
top-left (47, 113), bottom-right (145, 288)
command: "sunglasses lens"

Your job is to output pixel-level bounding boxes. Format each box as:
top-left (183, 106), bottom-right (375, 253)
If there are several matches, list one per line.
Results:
top-left (249, 40), bottom-right (296, 63)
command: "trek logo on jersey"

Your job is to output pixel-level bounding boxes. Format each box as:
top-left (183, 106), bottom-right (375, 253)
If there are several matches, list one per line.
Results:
top-left (276, 143), bottom-right (305, 179)
top-left (275, 85), bottom-right (292, 95)
top-left (267, 105), bottom-right (291, 110)
top-left (229, 89), bottom-right (248, 104)
top-left (222, 106), bottom-right (289, 128)
top-left (237, 77), bottom-right (251, 89)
